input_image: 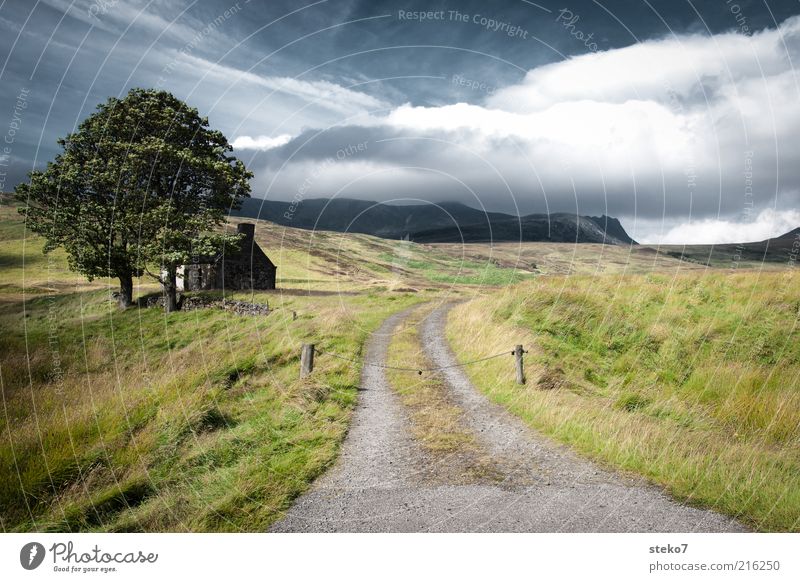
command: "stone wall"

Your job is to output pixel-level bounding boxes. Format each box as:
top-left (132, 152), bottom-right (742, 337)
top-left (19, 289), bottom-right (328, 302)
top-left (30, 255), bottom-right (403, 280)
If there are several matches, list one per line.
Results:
top-left (139, 293), bottom-right (271, 316)
top-left (184, 264), bottom-right (217, 291)
top-left (219, 259), bottom-right (276, 290)
top-left (182, 223), bottom-right (276, 291)
top-left (184, 260), bottom-right (276, 291)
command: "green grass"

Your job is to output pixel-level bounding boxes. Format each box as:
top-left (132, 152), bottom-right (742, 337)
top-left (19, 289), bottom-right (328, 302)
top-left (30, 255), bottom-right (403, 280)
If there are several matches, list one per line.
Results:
top-left (378, 250), bottom-right (534, 286)
top-left (0, 197), bottom-right (429, 531)
top-left (0, 286), bottom-right (425, 532)
top-left (0, 201), bottom-right (108, 301)
top-left (4, 191), bottom-right (796, 532)
top-left (447, 270), bottom-right (800, 532)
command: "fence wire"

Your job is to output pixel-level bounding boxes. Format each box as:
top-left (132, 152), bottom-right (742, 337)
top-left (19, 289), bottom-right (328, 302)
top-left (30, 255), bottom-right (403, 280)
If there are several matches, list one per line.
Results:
top-left (316, 348), bottom-right (517, 374)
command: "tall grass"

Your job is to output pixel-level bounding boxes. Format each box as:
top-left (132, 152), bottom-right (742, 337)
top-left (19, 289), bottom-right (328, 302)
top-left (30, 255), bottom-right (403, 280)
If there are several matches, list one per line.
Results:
top-left (0, 194), bottom-right (428, 531)
top-left (447, 270), bottom-right (800, 531)
top-left (0, 287), bottom-right (424, 531)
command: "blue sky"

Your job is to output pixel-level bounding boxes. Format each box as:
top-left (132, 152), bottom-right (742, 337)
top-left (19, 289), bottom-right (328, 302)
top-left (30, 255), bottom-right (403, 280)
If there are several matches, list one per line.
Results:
top-left (1, 0), bottom-right (799, 243)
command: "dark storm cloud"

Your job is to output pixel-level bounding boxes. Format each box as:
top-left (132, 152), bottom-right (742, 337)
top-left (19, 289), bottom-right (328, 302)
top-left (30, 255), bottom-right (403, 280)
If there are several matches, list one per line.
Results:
top-left (1, 0), bottom-right (799, 242)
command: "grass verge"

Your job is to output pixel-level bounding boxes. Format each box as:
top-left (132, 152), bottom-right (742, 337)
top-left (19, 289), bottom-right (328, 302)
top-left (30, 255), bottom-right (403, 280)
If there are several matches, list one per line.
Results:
top-left (1, 284), bottom-right (425, 532)
top-left (385, 305), bottom-right (502, 483)
top-left (447, 270), bottom-right (800, 532)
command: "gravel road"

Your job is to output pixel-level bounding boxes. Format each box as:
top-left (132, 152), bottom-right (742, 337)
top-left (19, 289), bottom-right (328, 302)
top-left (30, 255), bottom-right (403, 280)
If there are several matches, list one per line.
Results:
top-left (270, 303), bottom-right (746, 532)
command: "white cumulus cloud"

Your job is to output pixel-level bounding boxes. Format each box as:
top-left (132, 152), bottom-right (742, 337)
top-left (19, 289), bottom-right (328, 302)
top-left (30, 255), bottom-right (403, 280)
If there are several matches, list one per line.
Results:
top-left (644, 208), bottom-right (800, 245)
top-left (232, 134), bottom-right (293, 150)
top-left (256, 16), bottom-right (800, 244)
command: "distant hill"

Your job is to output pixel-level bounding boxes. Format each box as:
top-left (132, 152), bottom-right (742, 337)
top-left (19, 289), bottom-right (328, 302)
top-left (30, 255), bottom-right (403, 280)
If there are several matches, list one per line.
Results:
top-left (411, 213), bottom-right (636, 245)
top-left (587, 215), bottom-right (637, 245)
top-left (656, 227), bottom-right (800, 266)
top-left (231, 198), bottom-right (637, 245)
top-left (774, 227), bottom-right (800, 241)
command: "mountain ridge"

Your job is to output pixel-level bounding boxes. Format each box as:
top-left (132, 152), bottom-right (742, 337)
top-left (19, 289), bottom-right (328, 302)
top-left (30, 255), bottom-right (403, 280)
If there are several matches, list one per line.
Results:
top-left (231, 197), bottom-right (638, 245)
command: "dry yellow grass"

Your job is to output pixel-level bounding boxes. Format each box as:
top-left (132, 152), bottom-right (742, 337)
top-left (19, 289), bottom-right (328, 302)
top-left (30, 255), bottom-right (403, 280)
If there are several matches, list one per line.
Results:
top-left (386, 305), bottom-right (477, 454)
top-left (385, 305), bottom-right (507, 483)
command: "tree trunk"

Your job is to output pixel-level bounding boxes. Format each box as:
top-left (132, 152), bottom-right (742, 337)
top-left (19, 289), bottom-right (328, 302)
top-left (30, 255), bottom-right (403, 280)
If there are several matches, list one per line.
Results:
top-left (163, 267), bottom-right (179, 313)
top-left (118, 273), bottom-right (134, 309)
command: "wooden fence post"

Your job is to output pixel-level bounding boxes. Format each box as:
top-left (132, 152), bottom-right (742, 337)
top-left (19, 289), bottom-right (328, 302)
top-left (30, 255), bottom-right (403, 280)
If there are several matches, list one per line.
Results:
top-left (515, 344), bottom-right (525, 385)
top-left (300, 343), bottom-right (315, 378)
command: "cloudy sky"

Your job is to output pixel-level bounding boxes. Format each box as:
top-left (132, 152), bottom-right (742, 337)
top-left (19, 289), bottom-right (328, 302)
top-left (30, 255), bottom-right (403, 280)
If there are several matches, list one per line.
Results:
top-left (1, 0), bottom-right (799, 243)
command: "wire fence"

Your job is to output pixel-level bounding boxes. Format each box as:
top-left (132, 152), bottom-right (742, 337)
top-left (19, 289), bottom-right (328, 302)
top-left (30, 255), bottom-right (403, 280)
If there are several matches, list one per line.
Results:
top-left (315, 347), bottom-right (521, 375)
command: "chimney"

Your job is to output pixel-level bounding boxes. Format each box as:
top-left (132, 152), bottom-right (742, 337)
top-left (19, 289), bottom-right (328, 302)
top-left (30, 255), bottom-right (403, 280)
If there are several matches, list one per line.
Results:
top-left (237, 223), bottom-right (255, 254)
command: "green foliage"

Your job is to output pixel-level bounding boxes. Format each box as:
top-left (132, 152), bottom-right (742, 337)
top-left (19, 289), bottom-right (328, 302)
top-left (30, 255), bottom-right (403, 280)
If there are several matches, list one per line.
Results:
top-left (615, 392), bottom-right (651, 412)
top-left (13, 89), bottom-right (252, 307)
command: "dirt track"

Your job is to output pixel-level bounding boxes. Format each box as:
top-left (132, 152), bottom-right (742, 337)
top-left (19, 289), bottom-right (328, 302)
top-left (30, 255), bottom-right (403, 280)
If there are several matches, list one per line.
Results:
top-left (270, 303), bottom-right (745, 532)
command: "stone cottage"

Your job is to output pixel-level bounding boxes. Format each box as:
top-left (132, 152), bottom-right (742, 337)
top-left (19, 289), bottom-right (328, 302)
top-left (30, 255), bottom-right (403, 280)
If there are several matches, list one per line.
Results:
top-left (177, 223), bottom-right (277, 291)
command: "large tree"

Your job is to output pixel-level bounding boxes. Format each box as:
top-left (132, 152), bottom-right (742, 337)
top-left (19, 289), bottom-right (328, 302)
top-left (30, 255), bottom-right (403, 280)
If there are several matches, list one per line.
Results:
top-left (15, 88), bottom-right (251, 310)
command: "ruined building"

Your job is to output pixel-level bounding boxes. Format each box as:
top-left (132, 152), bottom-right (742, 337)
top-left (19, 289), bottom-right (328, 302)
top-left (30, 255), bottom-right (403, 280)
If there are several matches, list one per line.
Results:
top-left (177, 223), bottom-right (277, 291)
